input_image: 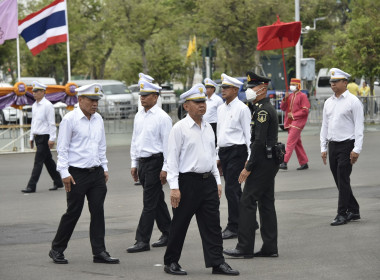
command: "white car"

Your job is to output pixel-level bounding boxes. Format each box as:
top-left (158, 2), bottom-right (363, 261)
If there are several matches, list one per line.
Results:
top-left (72, 80), bottom-right (135, 118)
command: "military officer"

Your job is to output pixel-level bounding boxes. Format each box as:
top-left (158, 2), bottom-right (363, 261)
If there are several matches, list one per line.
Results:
top-left (217, 73), bottom-right (251, 239)
top-left (127, 80), bottom-right (172, 253)
top-left (224, 72), bottom-right (280, 258)
top-left (164, 84), bottom-right (239, 276)
top-left (203, 78), bottom-right (223, 145)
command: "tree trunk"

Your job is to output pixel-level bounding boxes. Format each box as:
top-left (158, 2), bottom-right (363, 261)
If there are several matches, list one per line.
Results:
top-left (99, 47), bottom-right (113, 79)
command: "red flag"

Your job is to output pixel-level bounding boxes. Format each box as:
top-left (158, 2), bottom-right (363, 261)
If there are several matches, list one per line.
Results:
top-left (257, 16), bottom-right (301, 51)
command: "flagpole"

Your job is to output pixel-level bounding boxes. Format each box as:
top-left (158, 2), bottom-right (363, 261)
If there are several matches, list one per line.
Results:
top-left (64, 0), bottom-right (71, 81)
top-left (16, 34), bottom-right (25, 152)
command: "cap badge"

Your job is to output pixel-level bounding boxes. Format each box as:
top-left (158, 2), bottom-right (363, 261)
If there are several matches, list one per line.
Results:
top-left (331, 71), bottom-right (335, 75)
top-left (140, 83), bottom-right (144, 89)
top-left (199, 87), bottom-right (203, 93)
top-left (95, 87), bottom-right (99, 93)
top-left (247, 75), bottom-right (251, 82)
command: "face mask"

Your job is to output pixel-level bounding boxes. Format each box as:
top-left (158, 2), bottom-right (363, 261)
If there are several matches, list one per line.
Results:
top-left (246, 87), bottom-right (265, 102)
top-left (289, 85), bottom-right (297, 92)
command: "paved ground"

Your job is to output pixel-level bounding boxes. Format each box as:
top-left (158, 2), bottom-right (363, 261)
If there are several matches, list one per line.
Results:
top-left (1, 127), bottom-right (380, 280)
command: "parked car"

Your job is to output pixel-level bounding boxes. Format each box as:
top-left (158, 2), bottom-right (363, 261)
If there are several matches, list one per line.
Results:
top-left (160, 84), bottom-right (177, 113)
top-left (72, 79), bottom-right (135, 118)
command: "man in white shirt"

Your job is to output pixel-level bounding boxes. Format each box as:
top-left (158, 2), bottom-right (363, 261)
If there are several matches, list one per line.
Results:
top-left (320, 68), bottom-right (364, 226)
top-left (21, 81), bottom-right (63, 193)
top-left (217, 74), bottom-right (251, 239)
top-left (163, 84), bottom-right (239, 276)
top-left (49, 84), bottom-right (119, 264)
top-left (127, 80), bottom-right (171, 253)
top-left (203, 78), bottom-right (224, 145)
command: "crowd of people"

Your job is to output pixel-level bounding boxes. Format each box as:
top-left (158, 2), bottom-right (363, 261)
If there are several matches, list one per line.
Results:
top-left (22, 67), bottom-right (364, 276)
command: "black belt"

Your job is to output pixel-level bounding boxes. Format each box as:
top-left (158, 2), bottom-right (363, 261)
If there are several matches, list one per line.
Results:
top-left (34, 134), bottom-right (49, 138)
top-left (219, 144), bottom-right (246, 152)
top-left (329, 139), bottom-right (354, 144)
top-left (180, 172), bottom-right (212, 179)
top-left (69, 166), bottom-right (100, 172)
top-left (139, 153), bottom-right (163, 163)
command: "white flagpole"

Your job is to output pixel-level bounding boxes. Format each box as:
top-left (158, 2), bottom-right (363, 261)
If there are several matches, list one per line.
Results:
top-left (64, 0), bottom-right (71, 81)
top-left (16, 33), bottom-right (25, 152)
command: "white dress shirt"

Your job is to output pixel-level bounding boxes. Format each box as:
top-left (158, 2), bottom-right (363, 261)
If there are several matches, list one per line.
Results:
top-left (203, 93), bottom-right (224, 124)
top-left (30, 97), bottom-right (56, 141)
top-left (320, 90), bottom-right (364, 153)
top-left (130, 104), bottom-right (172, 170)
top-left (56, 107), bottom-right (108, 179)
top-left (166, 114), bottom-right (221, 190)
top-left (216, 97), bottom-right (251, 157)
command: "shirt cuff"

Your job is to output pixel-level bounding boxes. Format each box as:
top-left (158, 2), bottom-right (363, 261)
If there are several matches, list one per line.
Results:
top-left (59, 169), bottom-right (70, 179)
top-left (168, 180), bottom-right (179, 189)
top-left (102, 164), bottom-right (108, 172)
top-left (353, 147), bottom-right (361, 154)
top-left (131, 159), bottom-right (139, 168)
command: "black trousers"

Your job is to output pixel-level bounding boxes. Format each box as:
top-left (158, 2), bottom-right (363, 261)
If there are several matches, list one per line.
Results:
top-left (218, 144), bottom-right (247, 232)
top-left (135, 156), bottom-right (171, 243)
top-left (237, 157), bottom-right (279, 254)
top-left (51, 166), bottom-right (107, 255)
top-left (27, 134), bottom-right (62, 191)
top-left (328, 140), bottom-right (360, 216)
top-left (210, 123), bottom-right (217, 146)
top-left (164, 173), bottom-right (224, 268)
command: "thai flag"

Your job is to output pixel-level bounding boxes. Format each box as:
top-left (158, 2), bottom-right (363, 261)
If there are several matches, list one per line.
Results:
top-left (18, 0), bottom-right (68, 56)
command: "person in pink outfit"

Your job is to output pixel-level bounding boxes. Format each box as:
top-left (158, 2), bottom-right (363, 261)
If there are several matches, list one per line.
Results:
top-left (279, 78), bottom-right (310, 170)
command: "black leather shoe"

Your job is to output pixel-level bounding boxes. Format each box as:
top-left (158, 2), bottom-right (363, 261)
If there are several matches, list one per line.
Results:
top-left (279, 163), bottom-right (287, 170)
top-left (93, 251), bottom-right (119, 264)
top-left (222, 229), bottom-right (237, 239)
top-left (253, 250), bottom-right (279, 257)
top-left (347, 212), bottom-right (361, 221)
top-left (49, 185), bottom-right (64, 191)
top-left (330, 215), bottom-right (347, 226)
top-left (297, 163), bottom-right (309, 170)
top-left (126, 241), bottom-right (150, 253)
top-left (49, 249), bottom-right (68, 264)
top-left (21, 188), bottom-right (35, 193)
top-left (212, 262), bottom-right (239, 276)
top-left (223, 248), bottom-right (254, 259)
top-left (164, 262), bottom-right (187, 275)
top-left (152, 235), bottom-right (168, 248)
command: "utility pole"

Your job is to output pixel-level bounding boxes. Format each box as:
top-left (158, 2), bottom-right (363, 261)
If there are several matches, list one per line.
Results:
top-left (295, 0), bottom-right (301, 79)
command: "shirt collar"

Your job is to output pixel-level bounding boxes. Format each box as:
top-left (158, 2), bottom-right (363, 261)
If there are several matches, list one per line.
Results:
top-left (333, 90), bottom-right (349, 99)
top-left (184, 114), bottom-right (207, 129)
top-left (226, 96), bottom-right (239, 107)
top-left (143, 103), bottom-right (159, 114)
top-left (74, 106), bottom-right (95, 121)
top-left (37, 96), bottom-right (47, 104)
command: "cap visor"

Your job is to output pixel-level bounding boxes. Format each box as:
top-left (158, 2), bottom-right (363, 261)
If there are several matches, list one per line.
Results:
top-left (82, 95), bottom-right (102, 100)
top-left (139, 91), bottom-right (157, 96)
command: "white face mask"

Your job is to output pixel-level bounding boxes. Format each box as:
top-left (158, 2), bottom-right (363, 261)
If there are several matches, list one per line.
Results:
top-left (246, 87), bottom-right (265, 102)
top-left (289, 85), bottom-right (297, 92)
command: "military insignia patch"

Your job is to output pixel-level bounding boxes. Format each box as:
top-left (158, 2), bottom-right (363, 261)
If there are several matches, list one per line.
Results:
top-left (257, 110), bottom-right (268, 123)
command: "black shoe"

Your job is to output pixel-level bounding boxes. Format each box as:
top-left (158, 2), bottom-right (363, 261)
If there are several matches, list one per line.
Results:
top-left (330, 215), bottom-right (347, 226)
top-left (279, 163), bottom-right (287, 170)
top-left (21, 188), bottom-right (35, 193)
top-left (223, 248), bottom-right (254, 259)
top-left (152, 235), bottom-right (168, 248)
top-left (49, 249), bottom-right (68, 264)
top-left (347, 212), bottom-right (361, 221)
top-left (253, 250), bottom-right (279, 257)
top-left (126, 241), bottom-right (150, 253)
top-left (164, 262), bottom-right (187, 275)
top-left (222, 229), bottom-right (237, 239)
top-left (212, 262), bottom-right (239, 276)
top-left (297, 163), bottom-right (309, 170)
top-left (49, 185), bottom-right (64, 191)
top-left (93, 251), bottom-right (120, 264)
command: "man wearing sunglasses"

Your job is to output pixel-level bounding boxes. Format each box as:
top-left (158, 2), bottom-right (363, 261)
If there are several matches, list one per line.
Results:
top-left (320, 68), bottom-right (364, 226)
top-left (216, 74), bottom-right (251, 240)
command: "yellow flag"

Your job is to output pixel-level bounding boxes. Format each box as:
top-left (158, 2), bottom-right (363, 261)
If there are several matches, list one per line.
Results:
top-left (191, 35), bottom-right (196, 53)
top-left (186, 37), bottom-right (193, 58)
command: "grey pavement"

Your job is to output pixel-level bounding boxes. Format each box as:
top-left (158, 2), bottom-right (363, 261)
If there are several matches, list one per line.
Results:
top-left (1, 126), bottom-right (380, 280)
